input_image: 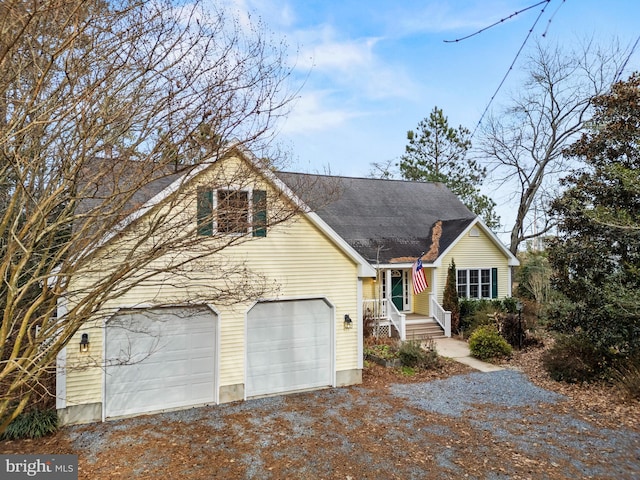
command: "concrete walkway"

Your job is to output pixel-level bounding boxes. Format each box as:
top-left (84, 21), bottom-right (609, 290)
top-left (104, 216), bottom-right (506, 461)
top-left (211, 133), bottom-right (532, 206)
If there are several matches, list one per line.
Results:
top-left (433, 337), bottom-right (504, 372)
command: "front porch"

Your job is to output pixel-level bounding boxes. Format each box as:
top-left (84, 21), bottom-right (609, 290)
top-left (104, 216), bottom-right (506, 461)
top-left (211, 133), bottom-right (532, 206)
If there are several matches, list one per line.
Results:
top-left (363, 295), bottom-right (451, 341)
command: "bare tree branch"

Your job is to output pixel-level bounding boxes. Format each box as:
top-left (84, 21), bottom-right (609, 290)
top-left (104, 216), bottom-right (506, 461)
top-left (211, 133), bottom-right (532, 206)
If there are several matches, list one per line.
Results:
top-left (478, 38), bottom-right (631, 254)
top-left (0, 0), bottom-right (303, 431)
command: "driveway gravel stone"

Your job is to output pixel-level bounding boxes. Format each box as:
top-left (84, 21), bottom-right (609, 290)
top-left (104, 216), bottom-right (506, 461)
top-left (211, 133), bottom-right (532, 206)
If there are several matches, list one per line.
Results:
top-left (2, 364), bottom-right (639, 479)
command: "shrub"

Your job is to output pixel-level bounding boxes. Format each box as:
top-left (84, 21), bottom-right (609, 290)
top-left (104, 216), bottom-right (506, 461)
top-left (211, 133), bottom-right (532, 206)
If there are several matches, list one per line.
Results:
top-left (611, 358), bottom-right (640, 400)
top-left (459, 301), bottom-right (495, 336)
top-left (398, 339), bottom-right (438, 369)
top-left (442, 260), bottom-right (460, 333)
top-left (364, 343), bottom-right (398, 360)
top-left (468, 325), bottom-right (512, 360)
top-left (498, 313), bottom-right (524, 348)
top-left (542, 335), bottom-right (610, 383)
top-left (2, 409), bottom-right (58, 440)
top-left (544, 294), bottom-right (579, 333)
top-left (501, 297), bottom-right (518, 314)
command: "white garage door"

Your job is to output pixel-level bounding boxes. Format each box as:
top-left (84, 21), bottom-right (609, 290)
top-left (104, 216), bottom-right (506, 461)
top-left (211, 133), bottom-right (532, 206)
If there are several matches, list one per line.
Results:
top-left (105, 306), bottom-right (216, 419)
top-left (246, 299), bottom-right (333, 398)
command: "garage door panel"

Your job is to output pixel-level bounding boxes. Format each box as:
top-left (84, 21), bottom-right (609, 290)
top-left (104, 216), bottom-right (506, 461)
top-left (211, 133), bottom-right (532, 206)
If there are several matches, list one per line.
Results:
top-left (246, 299), bottom-right (332, 398)
top-left (105, 306), bottom-right (216, 419)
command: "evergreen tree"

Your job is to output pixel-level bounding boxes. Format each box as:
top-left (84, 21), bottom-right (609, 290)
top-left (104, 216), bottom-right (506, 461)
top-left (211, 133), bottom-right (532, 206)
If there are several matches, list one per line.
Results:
top-left (399, 107), bottom-right (499, 228)
top-left (547, 73), bottom-right (640, 357)
top-left (442, 259), bottom-right (460, 334)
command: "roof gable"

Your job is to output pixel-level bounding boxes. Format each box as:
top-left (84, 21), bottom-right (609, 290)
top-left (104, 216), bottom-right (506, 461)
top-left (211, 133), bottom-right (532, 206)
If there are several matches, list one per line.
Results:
top-left (84, 145), bottom-right (376, 277)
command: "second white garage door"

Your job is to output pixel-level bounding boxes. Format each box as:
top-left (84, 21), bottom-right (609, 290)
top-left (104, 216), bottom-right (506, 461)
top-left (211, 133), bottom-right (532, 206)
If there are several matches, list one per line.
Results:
top-left (246, 299), bottom-right (333, 398)
top-left (104, 306), bottom-right (216, 419)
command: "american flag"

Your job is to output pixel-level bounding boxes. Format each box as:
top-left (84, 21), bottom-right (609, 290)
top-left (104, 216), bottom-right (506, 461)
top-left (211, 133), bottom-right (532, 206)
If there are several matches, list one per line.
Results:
top-left (412, 258), bottom-right (428, 294)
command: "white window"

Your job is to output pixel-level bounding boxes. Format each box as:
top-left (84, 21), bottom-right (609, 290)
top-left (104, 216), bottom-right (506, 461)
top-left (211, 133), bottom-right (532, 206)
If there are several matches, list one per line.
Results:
top-left (457, 268), bottom-right (497, 299)
top-left (197, 188), bottom-right (267, 237)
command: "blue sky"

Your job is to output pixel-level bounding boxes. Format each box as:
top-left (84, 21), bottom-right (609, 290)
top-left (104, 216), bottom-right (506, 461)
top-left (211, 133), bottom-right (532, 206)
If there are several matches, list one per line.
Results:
top-left (222, 0), bottom-right (640, 237)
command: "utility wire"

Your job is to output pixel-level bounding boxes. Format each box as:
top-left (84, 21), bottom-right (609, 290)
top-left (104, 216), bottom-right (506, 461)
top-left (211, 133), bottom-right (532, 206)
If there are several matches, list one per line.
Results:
top-left (470, 0), bottom-right (553, 138)
top-left (444, 0), bottom-right (550, 44)
top-left (541, 0), bottom-right (565, 37)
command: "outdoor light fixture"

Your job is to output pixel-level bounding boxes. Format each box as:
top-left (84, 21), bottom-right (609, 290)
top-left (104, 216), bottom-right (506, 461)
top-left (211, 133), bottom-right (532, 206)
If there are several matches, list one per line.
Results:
top-left (80, 333), bottom-right (90, 353)
top-left (343, 314), bottom-right (353, 330)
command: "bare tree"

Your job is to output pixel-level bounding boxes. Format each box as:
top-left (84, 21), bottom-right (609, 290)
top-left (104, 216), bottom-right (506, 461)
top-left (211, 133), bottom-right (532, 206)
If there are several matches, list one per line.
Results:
top-left (0, 0), bottom-right (299, 431)
top-left (478, 39), bottom-right (630, 254)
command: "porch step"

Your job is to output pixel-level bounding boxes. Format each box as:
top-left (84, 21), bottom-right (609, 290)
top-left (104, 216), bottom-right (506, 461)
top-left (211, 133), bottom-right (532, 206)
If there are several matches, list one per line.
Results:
top-left (405, 319), bottom-right (446, 340)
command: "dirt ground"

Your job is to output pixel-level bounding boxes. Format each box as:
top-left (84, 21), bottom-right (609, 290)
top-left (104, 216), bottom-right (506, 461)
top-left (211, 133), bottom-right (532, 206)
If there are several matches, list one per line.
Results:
top-left (2, 345), bottom-right (639, 479)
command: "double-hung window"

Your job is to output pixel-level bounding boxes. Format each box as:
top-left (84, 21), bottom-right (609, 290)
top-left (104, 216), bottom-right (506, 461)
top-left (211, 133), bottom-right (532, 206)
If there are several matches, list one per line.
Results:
top-left (197, 187), bottom-right (267, 237)
top-left (457, 268), bottom-right (498, 299)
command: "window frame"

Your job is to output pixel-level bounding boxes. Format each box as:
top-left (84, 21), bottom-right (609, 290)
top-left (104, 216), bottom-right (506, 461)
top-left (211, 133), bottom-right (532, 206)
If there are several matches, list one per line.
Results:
top-left (456, 268), bottom-right (497, 299)
top-left (196, 187), bottom-right (267, 237)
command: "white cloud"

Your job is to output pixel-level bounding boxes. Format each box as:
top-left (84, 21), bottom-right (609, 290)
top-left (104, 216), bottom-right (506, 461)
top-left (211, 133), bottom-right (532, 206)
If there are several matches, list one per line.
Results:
top-left (295, 26), bottom-right (378, 73)
top-left (291, 24), bottom-right (418, 101)
top-left (390, 1), bottom-right (529, 37)
top-left (278, 90), bottom-right (363, 135)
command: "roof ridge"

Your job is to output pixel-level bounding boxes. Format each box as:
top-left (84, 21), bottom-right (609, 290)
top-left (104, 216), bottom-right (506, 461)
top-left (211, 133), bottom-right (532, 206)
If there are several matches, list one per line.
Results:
top-left (277, 170), bottom-right (447, 186)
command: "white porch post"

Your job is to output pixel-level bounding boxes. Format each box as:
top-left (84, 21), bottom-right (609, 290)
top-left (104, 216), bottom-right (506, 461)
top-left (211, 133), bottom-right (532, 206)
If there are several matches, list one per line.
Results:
top-left (385, 269), bottom-right (392, 302)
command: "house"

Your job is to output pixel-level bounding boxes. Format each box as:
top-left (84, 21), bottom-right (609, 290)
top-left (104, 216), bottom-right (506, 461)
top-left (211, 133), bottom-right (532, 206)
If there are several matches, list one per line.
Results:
top-left (56, 146), bottom-right (517, 425)
top-left (277, 172), bottom-right (519, 339)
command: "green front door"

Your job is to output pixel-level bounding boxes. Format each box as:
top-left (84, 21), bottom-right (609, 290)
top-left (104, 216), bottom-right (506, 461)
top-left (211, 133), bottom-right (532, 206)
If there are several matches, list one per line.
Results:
top-left (391, 274), bottom-right (404, 311)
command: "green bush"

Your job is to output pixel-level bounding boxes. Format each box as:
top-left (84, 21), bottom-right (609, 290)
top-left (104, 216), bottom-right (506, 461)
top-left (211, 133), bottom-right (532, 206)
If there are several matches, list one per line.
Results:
top-left (398, 339), bottom-right (438, 369)
top-left (468, 325), bottom-right (512, 360)
top-left (501, 297), bottom-right (518, 314)
top-left (2, 409), bottom-right (58, 440)
top-left (543, 294), bottom-right (579, 333)
top-left (459, 301), bottom-right (495, 336)
top-left (364, 343), bottom-right (398, 360)
top-left (542, 335), bottom-right (610, 383)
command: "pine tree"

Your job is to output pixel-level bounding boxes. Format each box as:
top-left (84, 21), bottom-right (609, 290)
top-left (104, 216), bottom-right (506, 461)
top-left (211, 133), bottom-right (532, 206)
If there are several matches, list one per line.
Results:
top-left (399, 107), bottom-right (499, 228)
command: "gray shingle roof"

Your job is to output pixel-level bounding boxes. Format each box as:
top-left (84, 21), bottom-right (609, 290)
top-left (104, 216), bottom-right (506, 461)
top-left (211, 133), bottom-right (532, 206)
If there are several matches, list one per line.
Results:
top-left (275, 172), bottom-right (476, 264)
top-left (79, 157), bottom-right (477, 265)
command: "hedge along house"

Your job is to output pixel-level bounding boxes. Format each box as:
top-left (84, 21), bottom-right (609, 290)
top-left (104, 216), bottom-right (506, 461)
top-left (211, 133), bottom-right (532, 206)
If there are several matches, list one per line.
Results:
top-left (56, 145), bottom-right (375, 425)
top-left (277, 173), bottom-right (520, 340)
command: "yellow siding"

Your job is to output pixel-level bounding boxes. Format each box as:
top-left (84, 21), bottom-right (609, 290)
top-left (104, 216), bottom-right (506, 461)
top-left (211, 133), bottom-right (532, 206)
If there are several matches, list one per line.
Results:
top-left (412, 268), bottom-right (433, 315)
top-left (362, 278), bottom-right (376, 299)
top-left (437, 227), bottom-right (511, 302)
top-left (64, 154), bottom-right (361, 407)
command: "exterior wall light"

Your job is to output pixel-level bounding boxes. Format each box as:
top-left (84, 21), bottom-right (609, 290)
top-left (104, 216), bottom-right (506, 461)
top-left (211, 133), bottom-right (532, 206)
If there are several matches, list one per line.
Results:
top-left (80, 333), bottom-right (90, 353)
top-left (343, 314), bottom-right (353, 330)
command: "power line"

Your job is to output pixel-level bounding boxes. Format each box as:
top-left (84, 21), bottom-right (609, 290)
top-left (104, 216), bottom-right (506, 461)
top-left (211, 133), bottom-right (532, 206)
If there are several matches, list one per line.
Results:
top-left (444, 0), bottom-right (550, 44)
top-left (541, 0), bottom-right (566, 38)
top-left (470, 0), bottom-right (553, 138)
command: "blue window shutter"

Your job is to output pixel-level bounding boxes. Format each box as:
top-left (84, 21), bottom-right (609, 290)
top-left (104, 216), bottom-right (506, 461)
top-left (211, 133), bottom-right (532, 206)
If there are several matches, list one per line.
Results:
top-left (491, 268), bottom-right (498, 298)
top-left (197, 188), bottom-right (213, 236)
top-left (252, 189), bottom-right (267, 237)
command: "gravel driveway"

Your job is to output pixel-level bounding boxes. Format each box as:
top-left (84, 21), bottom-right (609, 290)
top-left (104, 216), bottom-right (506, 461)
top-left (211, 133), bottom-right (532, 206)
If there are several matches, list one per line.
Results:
top-left (3, 369), bottom-right (639, 479)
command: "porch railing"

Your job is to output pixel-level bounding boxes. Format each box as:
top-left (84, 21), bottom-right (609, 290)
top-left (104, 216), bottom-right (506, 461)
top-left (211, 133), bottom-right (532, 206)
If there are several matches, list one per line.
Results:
top-left (429, 293), bottom-right (451, 337)
top-left (363, 299), bottom-right (406, 340)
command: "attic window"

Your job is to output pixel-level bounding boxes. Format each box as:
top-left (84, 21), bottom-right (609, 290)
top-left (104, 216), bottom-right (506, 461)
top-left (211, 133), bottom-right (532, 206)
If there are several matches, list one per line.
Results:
top-left (217, 189), bottom-right (249, 234)
top-left (197, 188), bottom-right (267, 237)
top-left (469, 227), bottom-right (480, 237)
